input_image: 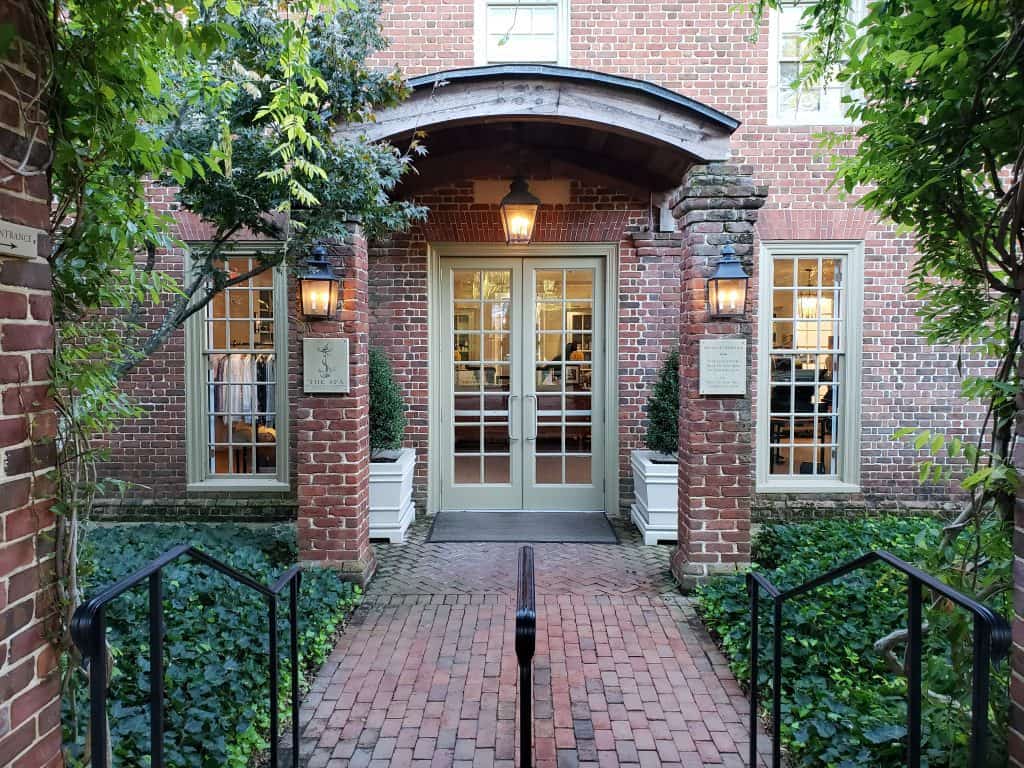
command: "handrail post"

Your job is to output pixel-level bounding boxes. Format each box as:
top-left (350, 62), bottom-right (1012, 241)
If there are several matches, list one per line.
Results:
top-left (771, 597), bottom-right (782, 768)
top-left (290, 574), bottom-right (301, 761)
top-left (970, 614), bottom-right (992, 767)
top-left (516, 546), bottom-right (536, 768)
top-left (269, 595), bottom-right (279, 768)
top-left (150, 571), bottom-right (165, 768)
top-left (906, 576), bottom-right (922, 768)
top-left (748, 574), bottom-right (759, 768)
top-left (89, 606), bottom-right (109, 768)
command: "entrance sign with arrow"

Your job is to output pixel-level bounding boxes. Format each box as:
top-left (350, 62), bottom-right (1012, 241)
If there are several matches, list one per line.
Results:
top-left (0, 218), bottom-right (41, 259)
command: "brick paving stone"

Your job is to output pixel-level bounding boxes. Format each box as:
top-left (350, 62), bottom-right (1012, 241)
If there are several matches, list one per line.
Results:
top-left (297, 516), bottom-right (770, 766)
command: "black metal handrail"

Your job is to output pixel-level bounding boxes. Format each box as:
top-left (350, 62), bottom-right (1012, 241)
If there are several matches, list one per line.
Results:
top-left (747, 550), bottom-right (1012, 768)
top-left (70, 543), bottom-right (302, 768)
top-left (516, 545), bottom-right (536, 768)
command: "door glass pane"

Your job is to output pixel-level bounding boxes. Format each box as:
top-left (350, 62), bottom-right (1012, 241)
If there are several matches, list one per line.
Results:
top-left (451, 269), bottom-right (513, 487)
top-left (455, 455), bottom-right (481, 484)
top-left (484, 455), bottom-right (510, 484)
top-left (532, 267), bottom-right (596, 487)
top-left (484, 302), bottom-right (510, 331)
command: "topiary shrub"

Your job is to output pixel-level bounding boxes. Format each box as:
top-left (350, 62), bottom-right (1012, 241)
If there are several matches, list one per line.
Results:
top-left (644, 349), bottom-right (679, 458)
top-left (369, 347), bottom-right (407, 459)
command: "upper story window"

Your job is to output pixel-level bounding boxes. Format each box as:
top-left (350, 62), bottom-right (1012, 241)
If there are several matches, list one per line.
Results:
top-left (476, 0), bottom-right (568, 65)
top-left (186, 247), bottom-right (289, 491)
top-left (768, 2), bottom-right (861, 125)
top-left (757, 241), bottom-right (863, 492)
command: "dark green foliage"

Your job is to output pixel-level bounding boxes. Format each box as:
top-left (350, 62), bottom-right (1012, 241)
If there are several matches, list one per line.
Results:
top-left (62, 525), bottom-right (360, 767)
top-left (696, 517), bottom-right (1010, 767)
top-left (644, 349), bottom-right (679, 457)
top-left (369, 347), bottom-right (407, 456)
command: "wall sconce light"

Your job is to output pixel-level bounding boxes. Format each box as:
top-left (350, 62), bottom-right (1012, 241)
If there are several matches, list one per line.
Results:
top-left (298, 244), bottom-right (341, 320)
top-left (499, 176), bottom-right (541, 245)
top-left (707, 243), bottom-right (750, 318)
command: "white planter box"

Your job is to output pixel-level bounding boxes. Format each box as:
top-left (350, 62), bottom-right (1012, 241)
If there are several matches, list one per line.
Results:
top-left (369, 448), bottom-right (416, 543)
top-left (630, 449), bottom-right (679, 545)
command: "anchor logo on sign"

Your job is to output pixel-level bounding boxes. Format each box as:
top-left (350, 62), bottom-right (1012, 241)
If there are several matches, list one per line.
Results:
top-left (318, 343), bottom-right (333, 378)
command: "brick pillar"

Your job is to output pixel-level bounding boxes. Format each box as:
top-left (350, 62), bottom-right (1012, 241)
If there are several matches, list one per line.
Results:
top-left (0, 3), bottom-right (63, 766)
top-left (669, 163), bottom-right (767, 590)
top-left (1009, 377), bottom-right (1024, 765)
top-left (296, 226), bottom-right (376, 583)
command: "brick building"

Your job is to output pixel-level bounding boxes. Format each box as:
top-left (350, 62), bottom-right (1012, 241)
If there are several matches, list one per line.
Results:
top-left (0, 2), bottom-right (62, 766)
top-left (99, 0), bottom-right (977, 588)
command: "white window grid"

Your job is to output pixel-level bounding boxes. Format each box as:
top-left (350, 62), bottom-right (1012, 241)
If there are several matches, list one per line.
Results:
top-left (769, 2), bottom-right (860, 125)
top-left (476, 0), bottom-right (567, 65)
top-left (758, 242), bottom-right (863, 492)
top-left (453, 269), bottom-right (514, 485)
top-left (534, 268), bottom-right (594, 486)
top-left (768, 253), bottom-right (844, 478)
top-left (202, 257), bottom-right (278, 478)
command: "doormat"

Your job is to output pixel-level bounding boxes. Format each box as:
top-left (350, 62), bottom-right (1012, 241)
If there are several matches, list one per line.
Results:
top-left (427, 510), bottom-right (618, 544)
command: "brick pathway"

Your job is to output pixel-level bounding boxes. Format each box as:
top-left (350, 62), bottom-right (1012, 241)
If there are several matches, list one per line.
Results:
top-left (299, 516), bottom-right (767, 767)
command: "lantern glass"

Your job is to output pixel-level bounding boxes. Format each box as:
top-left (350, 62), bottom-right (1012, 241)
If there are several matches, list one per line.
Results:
top-left (499, 177), bottom-right (541, 245)
top-left (707, 245), bottom-right (750, 318)
top-left (708, 277), bottom-right (746, 316)
top-left (299, 246), bottom-right (341, 320)
top-left (300, 277), bottom-right (339, 319)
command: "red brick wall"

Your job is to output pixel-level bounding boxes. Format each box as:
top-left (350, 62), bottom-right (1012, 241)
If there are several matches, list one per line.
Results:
top-left (366, 0), bottom-right (980, 514)
top-left (96, 0), bottom-right (981, 520)
top-left (367, 181), bottom-right (675, 512)
top-left (0, 4), bottom-right (62, 766)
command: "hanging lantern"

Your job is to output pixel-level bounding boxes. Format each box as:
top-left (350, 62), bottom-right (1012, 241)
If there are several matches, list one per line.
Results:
top-left (298, 244), bottom-right (341, 320)
top-left (499, 177), bottom-right (541, 245)
top-left (706, 244), bottom-right (750, 318)
top-left (796, 265), bottom-right (835, 320)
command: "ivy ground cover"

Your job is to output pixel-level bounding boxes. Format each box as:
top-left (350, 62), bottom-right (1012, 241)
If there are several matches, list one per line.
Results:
top-left (696, 517), bottom-right (1010, 767)
top-left (63, 524), bottom-right (360, 767)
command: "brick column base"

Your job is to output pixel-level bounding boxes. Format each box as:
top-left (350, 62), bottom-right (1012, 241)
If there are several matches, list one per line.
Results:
top-left (296, 226), bottom-right (376, 583)
top-left (1009, 381), bottom-right (1024, 765)
top-left (669, 163), bottom-right (767, 590)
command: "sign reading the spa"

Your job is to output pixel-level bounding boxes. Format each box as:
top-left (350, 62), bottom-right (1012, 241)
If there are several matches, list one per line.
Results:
top-left (303, 338), bottom-right (350, 393)
top-left (699, 338), bottom-right (747, 396)
top-left (0, 218), bottom-right (42, 259)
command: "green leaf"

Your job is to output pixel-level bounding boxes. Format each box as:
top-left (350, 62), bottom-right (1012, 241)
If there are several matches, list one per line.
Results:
top-left (863, 724), bottom-right (907, 744)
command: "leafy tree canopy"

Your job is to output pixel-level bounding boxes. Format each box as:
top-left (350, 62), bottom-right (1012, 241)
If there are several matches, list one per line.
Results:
top-left (1, 0), bottom-right (424, 673)
top-left (41, 0), bottom-right (424, 378)
top-left (747, 0), bottom-right (1023, 751)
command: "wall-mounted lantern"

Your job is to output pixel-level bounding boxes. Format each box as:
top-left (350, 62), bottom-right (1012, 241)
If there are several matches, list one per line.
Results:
top-left (706, 243), bottom-right (750, 318)
top-left (499, 176), bottom-right (541, 245)
top-left (298, 244), bottom-right (341, 320)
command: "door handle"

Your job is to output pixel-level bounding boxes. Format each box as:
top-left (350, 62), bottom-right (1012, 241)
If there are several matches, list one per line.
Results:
top-left (508, 395), bottom-right (519, 441)
top-left (525, 394), bottom-right (537, 441)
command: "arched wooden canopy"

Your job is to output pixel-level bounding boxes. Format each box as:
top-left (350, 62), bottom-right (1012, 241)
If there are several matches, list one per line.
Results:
top-left (335, 65), bottom-right (740, 197)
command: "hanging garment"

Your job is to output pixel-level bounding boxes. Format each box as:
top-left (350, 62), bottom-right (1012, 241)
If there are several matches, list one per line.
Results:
top-left (216, 354), bottom-right (256, 423)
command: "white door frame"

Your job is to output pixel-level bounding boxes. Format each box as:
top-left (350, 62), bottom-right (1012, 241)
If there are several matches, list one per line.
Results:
top-left (427, 242), bottom-right (620, 516)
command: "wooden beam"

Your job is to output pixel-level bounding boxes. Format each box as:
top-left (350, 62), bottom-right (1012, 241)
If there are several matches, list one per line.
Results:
top-left (337, 76), bottom-right (732, 162)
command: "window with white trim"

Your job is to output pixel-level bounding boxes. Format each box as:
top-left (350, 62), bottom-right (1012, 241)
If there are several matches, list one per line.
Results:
top-left (768, 2), bottom-right (861, 125)
top-left (476, 0), bottom-right (567, 65)
top-left (186, 248), bottom-right (288, 489)
top-left (758, 242), bottom-right (862, 491)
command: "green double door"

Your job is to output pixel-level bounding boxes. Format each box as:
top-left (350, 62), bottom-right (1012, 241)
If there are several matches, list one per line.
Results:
top-left (439, 257), bottom-right (605, 512)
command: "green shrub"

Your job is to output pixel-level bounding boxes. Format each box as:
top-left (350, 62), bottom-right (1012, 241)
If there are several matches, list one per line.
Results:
top-left (696, 517), bottom-right (1010, 767)
top-left (369, 347), bottom-right (407, 456)
top-left (644, 349), bottom-right (679, 456)
top-left (63, 524), bottom-right (360, 768)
